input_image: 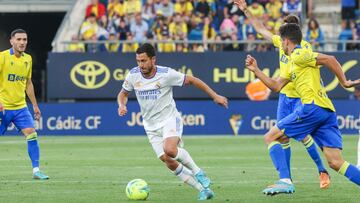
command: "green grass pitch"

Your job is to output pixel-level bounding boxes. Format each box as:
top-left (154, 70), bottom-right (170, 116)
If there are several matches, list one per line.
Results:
top-left (0, 136), bottom-right (359, 203)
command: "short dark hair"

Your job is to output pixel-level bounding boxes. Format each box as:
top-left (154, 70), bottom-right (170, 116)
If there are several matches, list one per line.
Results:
top-left (11, 29), bottom-right (27, 38)
top-left (136, 43), bottom-right (156, 58)
top-left (279, 23), bottom-right (302, 45)
top-left (284, 14), bottom-right (300, 25)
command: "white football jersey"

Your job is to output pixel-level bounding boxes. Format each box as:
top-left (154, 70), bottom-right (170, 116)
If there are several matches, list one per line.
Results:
top-left (122, 65), bottom-right (185, 131)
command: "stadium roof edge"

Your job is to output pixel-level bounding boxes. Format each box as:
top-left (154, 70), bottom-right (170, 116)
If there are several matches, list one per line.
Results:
top-left (0, 0), bottom-right (75, 12)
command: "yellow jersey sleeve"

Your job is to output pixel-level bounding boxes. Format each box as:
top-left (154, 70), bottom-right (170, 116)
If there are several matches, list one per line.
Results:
top-left (0, 52), bottom-right (4, 71)
top-left (27, 56), bottom-right (32, 79)
top-left (272, 35), bottom-right (281, 48)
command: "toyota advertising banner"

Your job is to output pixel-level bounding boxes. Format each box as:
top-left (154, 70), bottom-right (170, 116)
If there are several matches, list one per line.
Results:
top-left (3, 101), bottom-right (360, 136)
top-left (47, 52), bottom-right (360, 100)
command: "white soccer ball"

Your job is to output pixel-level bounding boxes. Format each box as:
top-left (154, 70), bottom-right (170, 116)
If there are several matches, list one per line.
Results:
top-left (125, 179), bottom-right (150, 200)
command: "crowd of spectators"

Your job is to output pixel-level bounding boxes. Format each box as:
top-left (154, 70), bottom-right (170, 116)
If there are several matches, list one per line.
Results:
top-left (69, 0), bottom-right (308, 53)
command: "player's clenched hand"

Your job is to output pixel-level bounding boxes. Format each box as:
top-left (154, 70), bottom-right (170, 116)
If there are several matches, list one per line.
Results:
top-left (33, 105), bottom-right (41, 120)
top-left (245, 55), bottom-right (259, 72)
top-left (234, 0), bottom-right (247, 11)
top-left (341, 79), bottom-right (360, 88)
top-left (0, 102), bottom-right (3, 112)
top-left (118, 106), bottom-right (127, 116)
top-left (214, 95), bottom-right (228, 109)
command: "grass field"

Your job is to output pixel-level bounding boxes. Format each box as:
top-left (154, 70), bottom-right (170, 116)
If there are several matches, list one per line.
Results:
top-left (0, 135), bottom-right (359, 203)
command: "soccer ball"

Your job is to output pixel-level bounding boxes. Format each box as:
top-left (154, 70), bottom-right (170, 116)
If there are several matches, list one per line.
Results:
top-left (125, 179), bottom-right (150, 200)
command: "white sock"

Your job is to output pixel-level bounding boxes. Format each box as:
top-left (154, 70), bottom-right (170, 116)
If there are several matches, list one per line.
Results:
top-left (357, 133), bottom-right (360, 167)
top-left (174, 164), bottom-right (203, 191)
top-left (280, 178), bottom-right (292, 184)
top-left (33, 167), bottom-right (40, 174)
top-left (174, 148), bottom-right (201, 175)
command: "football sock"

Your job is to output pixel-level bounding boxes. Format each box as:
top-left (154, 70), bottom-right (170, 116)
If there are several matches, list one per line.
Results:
top-left (174, 148), bottom-right (201, 175)
top-left (281, 142), bottom-right (291, 178)
top-left (357, 135), bottom-right (360, 168)
top-left (26, 132), bottom-right (40, 171)
top-left (303, 137), bottom-right (327, 173)
top-left (338, 161), bottom-right (360, 185)
top-left (174, 164), bottom-right (203, 191)
top-left (268, 141), bottom-right (291, 179)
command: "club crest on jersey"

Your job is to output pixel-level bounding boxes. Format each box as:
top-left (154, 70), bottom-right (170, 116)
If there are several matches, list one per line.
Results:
top-left (24, 61), bottom-right (28, 68)
top-left (155, 82), bottom-right (161, 89)
top-left (291, 72), bottom-right (297, 81)
top-left (10, 61), bottom-right (14, 66)
top-left (134, 81), bottom-right (143, 88)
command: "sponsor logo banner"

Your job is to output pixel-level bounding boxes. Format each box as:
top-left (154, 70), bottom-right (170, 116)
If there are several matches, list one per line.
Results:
top-left (47, 52), bottom-right (360, 99)
top-left (4, 101), bottom-right (360, 135)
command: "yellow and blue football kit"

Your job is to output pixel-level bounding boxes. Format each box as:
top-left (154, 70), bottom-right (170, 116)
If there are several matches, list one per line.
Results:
top-left (0, 48), bottom-right (35, 134)
top-left (0, 48), bottom-right (47, 179)
top-left (277, 46), bottom-right (342, 149)
top-left (270, 36), bottom-right (328, 183)
top-left (272, 35), bottom-right (313, 121)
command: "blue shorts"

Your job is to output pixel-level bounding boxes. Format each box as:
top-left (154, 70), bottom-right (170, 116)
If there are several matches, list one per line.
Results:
top-left (0, 107), bottom-right (35, 135)
top-left (277, 93), bottom-right (302, 122)
top-left (277, 104), bottom-right (342, 149)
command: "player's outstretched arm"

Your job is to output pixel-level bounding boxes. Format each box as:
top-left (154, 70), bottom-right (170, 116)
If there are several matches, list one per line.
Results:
top-left (117, 89), bottom-right (129, 116)
top-left (316, 53), bottom-right (360, 88)
top-left (26, 79), bottom-right (41, 120)
top-left (246, 55), bottom-right (289, 92)
top-left (234, 0), bottom-right (273, 41)
top-left (184, 75), bottom-right (228, 108)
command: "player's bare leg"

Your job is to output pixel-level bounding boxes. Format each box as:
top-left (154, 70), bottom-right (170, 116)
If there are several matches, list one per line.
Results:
top-left (22, 128), bottom-right (49, 180)
top-left (323, 147), bottom-right (360, 185)
top-left (163, 137), bottom-right (214, 200)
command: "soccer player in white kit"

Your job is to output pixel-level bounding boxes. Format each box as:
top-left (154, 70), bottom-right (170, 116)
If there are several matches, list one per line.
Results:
top-left (118, 43), bottom-right (228, 200)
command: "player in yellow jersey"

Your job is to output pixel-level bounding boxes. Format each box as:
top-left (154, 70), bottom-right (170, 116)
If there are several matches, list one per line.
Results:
top-left (246, 23), bottom-right (360, 195)
top-left (234, 0), bottom-right (330, 189)
top-left (0, 29), bottom-right (49, 180)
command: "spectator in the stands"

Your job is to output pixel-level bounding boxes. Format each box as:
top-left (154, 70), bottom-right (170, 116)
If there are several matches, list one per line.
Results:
top-left (248, 0), bottom-right (265, 18)
top-left (169, 13), bottom-right (188, 40)
top-left (105, 32), bottom-right (121, 52)
top-left (202, 16), bottom-right (217, 51)
top-left (116, 18), bottom-right (131, 40)
top-left (122, 33), bottom-right (139, 52)
top-left (97, 15), bottom-right (110, 40)
top-left (188, 14), bottom-right (204, 41)
top-left (130, 12), bottom-right (149, 42)
top-left (68, 35), bottom-right (85, 52)
top-left (282, 0), bottom-right (302, 17)
top-left (341, 0), bottom-right (357, 29)
top-left (174, 0), bottom-right (194, 17)
top-left (220, 17), bottom-right (237, 40)
top-left (142, 0), bottom-right (156, 27)
top-left (305, 18), bottom-right (325, 50)
top-left (154, 0), bottom-right (163, 10)
top-left (159, 0), bottom-right (174, 18)
top-left (157, 25), bottom-right (176, 52)
top-left (195, 0), bottom-right (211, 17)
top-left (265, 0), bottom-right (283, 19)
top-left (224, 0), bottom-right (244, 19)
top-left (107, 0), bottom-right (125, 19)
top-left (80, 13), bottom-right (99, 40)
top-left (86, 0), bottom-right (106, 20)
top-left (124, 0), bottom-right (142, 16)
top-left (87, 34), bottom-right (100, 53)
